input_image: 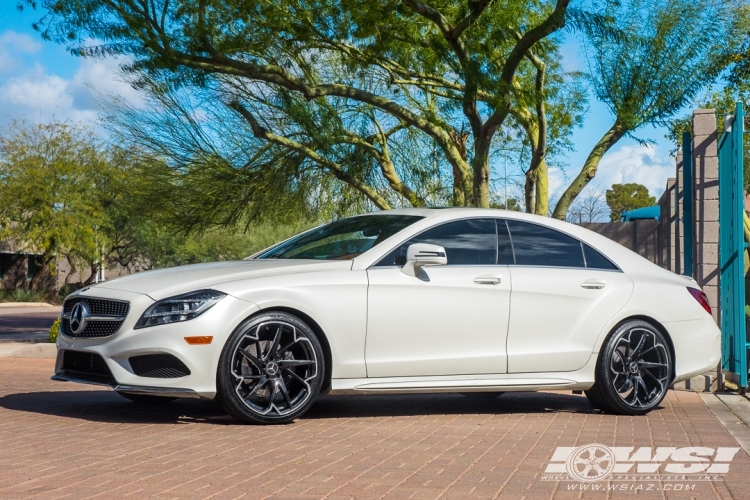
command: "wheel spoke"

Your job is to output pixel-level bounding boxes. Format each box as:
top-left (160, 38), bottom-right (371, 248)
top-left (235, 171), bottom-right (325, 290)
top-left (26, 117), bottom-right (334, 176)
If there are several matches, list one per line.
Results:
top-left (639, 361), bottom-right (667, 369)
top-left (628, 333), bottom-right (647, 362)
top-left (614, 374), bottom-right (632, 393)
top-left (266, 380), bottom-right (278, 412)
top-left (284, 367), bottom-right (308, 385)
top-left (279, 359), bottom-right (315, 368)
top-left (246, 376), bottom-right (268, 398)
top-left (278, 377), bottom-right (293, 409)
top-left (268, 326), bottom-right (283, 360)
top-left (238, 347), bottom-right (263, 371)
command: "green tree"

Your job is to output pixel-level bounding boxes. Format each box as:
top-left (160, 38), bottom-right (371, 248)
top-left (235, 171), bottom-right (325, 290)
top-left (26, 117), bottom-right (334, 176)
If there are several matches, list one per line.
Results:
top-left (25, 0), bottom-right (593, 211)
top-left (0, 121), bottom-right (119, 290)
top-left (550, 0), bottom-right (740, 219)
top-left (605, 183), bottom-right (656, 222)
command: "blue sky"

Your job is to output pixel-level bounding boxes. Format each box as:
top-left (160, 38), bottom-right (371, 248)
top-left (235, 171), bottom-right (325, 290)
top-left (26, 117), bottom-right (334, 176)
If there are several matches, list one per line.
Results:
top-left (0, 3), bottom-right (682, 208)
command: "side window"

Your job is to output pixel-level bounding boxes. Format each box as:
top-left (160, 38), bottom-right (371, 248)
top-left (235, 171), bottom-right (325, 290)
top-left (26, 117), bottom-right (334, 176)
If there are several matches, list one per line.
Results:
top-left (506, 220), bottom-right (585, 268)
top-left (583, 243), bottom-right (618, 270)
top-left (376, 219), bottom-right (497, 266)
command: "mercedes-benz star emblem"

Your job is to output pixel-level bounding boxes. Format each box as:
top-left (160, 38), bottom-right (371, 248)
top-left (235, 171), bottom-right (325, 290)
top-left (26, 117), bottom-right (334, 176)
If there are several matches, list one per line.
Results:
top-left (70, 302), bottom-right (91, 334)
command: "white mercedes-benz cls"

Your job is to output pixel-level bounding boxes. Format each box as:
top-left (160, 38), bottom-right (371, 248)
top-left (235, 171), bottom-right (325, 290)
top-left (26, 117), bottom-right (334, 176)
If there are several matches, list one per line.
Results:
top-left (53, 208), bottom-right (720, 424)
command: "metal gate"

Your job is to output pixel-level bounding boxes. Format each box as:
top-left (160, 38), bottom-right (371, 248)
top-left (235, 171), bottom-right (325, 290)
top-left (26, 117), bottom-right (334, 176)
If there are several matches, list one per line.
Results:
top-left (719, 102), bottom-right (747, 387)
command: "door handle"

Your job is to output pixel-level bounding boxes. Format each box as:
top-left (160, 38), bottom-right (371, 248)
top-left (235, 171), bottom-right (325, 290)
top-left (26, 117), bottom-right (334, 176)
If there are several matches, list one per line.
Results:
top-left (581, 280), bottom-right (606, 289)
top-left (474, 275), bottom-right (502, 285)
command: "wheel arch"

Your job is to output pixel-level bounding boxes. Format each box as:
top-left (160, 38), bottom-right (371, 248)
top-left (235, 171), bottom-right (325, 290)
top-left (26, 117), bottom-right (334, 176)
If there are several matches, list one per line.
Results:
top-left (258, 306), bottom-right (334, 394)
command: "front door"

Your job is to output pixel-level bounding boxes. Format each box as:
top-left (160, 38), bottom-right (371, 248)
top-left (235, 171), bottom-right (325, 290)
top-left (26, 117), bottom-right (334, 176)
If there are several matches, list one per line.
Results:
top-left (365, 218), bottom-right (512, 378)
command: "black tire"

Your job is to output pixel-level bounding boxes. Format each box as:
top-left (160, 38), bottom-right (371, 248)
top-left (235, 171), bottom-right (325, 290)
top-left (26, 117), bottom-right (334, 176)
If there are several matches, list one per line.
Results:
top-left (118, 392), bottom-right (177, 404)
top-left (460, 392), bottom-right (505, 399)
top-left (216, 311), bottom-right (325, 425)
top-left (586, 320), bottom-right (672, 416)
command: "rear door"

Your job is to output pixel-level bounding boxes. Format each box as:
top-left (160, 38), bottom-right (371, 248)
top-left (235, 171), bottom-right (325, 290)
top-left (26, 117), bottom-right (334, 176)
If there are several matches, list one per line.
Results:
top-left (504, 220), bottom-right (633, 373)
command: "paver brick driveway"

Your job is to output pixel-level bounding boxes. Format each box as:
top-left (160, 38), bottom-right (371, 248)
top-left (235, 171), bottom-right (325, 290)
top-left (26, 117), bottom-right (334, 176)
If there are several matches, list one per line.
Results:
top-left (1, 358), bottom-right (750, 499)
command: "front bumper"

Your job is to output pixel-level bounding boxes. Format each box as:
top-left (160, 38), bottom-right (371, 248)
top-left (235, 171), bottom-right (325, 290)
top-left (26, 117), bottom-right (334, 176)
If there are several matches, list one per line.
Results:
top-left (53, 289), bottom-right (259, 399)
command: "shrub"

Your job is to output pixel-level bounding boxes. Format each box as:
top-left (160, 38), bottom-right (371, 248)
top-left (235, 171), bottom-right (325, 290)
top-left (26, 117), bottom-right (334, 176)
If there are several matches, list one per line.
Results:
top-left (48, 317), bottom-right (60, 343)
top-left (8, 288), bottom-right (49, 303)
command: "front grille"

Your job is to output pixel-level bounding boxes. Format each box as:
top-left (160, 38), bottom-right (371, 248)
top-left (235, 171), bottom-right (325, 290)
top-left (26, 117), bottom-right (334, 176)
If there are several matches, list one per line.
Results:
top-left (129, 354), bottom-right (191, 378)
top-left (63, 297), bottom-right (129, 316)
top-left (62, 318), bottom-right (124, 338)
top-left (62, 350), bottom-right (113, 377)
top-left (61, 297), bottom-right (130, 338)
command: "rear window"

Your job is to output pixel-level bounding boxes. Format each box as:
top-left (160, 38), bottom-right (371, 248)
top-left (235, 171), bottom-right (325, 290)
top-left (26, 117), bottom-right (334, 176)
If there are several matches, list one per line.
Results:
top-left (506, 220), bottom-right (585, 268)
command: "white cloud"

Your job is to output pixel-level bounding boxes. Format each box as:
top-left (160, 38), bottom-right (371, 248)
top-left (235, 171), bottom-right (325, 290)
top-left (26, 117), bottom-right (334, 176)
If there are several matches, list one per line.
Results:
top-left (0, 31), bottom-right (42, 53)
top-left (595, 144), bottom-right (675, 198)
top-left (551, 143), bottom-right (675, 201)
top-left (0, 57), bottom-right (142, 125)
top-left (0, 31), bottom-right (42, 74)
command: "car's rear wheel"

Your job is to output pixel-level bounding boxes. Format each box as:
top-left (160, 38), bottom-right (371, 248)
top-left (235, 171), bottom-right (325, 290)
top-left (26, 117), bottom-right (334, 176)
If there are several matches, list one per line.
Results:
top-left (216, 312), bottom-right (325, 425)
top-left (586, 320), bottom-right (672, 415)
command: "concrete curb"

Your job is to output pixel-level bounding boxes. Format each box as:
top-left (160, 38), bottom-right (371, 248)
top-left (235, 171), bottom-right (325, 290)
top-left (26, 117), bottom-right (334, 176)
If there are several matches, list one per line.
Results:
top-left (0, 342), bottom-right (56, 359)
top-left (0, 302), bottom-right (56, 308)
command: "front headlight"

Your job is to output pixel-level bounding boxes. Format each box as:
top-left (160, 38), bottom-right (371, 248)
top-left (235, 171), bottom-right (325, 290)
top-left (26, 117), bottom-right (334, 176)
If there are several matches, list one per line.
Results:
top-left (135, 290), bottom-right (226, 329)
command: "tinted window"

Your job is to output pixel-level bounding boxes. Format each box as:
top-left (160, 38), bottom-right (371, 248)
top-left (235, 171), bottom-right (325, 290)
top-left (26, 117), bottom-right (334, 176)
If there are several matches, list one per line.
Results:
top-left (376, 219), bottom-right (497, 266)
top-left (497, 220), bottom-right (515, 265)
top-left (583, 243), bottom-right (618, 270)
top-left (257, 215), bottom-right (422, 260)
top-left (506, 220), bottom-right (585, 268)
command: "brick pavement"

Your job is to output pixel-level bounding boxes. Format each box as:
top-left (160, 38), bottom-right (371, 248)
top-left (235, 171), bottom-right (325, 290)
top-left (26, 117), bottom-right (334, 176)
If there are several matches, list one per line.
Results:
top-left (1, 358), bottom-right (749, 499)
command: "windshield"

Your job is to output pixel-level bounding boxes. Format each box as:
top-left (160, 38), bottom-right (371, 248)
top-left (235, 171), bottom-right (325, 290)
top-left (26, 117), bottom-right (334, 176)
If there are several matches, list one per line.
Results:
top-left (257, 215), bottom-right (423, 260)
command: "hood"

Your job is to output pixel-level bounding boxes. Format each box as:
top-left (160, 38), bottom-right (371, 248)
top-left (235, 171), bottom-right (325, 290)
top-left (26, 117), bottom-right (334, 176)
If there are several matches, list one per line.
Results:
top-left (91, 259), bottom-right (352, 300)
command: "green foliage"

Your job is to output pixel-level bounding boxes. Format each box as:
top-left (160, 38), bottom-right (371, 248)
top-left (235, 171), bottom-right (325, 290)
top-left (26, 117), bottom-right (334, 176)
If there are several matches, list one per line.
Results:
top-left (552, 0), bottom-right (739, 219)
top-left (605, 183), bottom-right (656, 222)
top-left (666, 84), bottom-right (750, 192)
top-left (491, 197), bottom-right (522, 211)
top-left (23, 0), bottom-right (584, 209)
top-left (49, 317), bottom-right (60, 343)
top-left (584, 0), bottom-right (735, 130)
top-left (108, 221), bottom-right (313, 271)
top-left (0, 120), bottom-right (122, 289)
top-left (0, 287), bottom-right (50, 303)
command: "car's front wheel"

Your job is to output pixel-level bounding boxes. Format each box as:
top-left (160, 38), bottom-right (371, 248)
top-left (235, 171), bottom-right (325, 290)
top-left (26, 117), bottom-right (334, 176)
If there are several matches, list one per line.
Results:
top-left (585, 320), bottom-right (672, 416)
top-left (216, 312), bottom-right (325, 425)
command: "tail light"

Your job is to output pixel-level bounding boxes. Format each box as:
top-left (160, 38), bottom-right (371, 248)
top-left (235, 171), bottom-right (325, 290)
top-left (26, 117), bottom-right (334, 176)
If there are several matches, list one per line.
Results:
top-left (687, 287), bottom-right (712, 315)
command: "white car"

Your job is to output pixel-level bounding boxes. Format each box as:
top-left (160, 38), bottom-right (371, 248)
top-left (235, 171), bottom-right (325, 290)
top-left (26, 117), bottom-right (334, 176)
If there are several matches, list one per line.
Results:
top-left (53, 208), bottom-right (720, 424)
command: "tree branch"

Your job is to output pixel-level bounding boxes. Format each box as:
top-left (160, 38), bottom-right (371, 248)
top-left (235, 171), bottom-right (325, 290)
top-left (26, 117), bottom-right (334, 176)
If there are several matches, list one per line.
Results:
top-left (483, 0), bottom-right (570, 135)
top-left (228, 100), bottom-right (392, 210)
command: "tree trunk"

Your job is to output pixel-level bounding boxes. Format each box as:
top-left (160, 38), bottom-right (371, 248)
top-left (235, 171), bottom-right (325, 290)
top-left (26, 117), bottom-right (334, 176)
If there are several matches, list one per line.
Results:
top-left (524, 169), bottom-right (536, 213)
top-left (29, 253), bottom-right (53, 293)
top-left (534, 157), bottom-right (549, 215)
top-left (552, 121), bottom-right (627, 220)
top-left (472, 137), bottom-right (492, 208)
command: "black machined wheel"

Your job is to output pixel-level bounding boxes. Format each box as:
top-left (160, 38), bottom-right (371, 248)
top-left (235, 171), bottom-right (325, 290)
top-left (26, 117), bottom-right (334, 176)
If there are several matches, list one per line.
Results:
top-left (216, 312), bottom-right (325, 425)
top-left (586, 320), bottom-right (672, 416)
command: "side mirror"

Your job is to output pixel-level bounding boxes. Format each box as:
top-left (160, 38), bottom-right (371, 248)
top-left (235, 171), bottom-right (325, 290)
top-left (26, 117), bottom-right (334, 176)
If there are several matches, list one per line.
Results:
top-left (401, 243), bottom-right (448, 277)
